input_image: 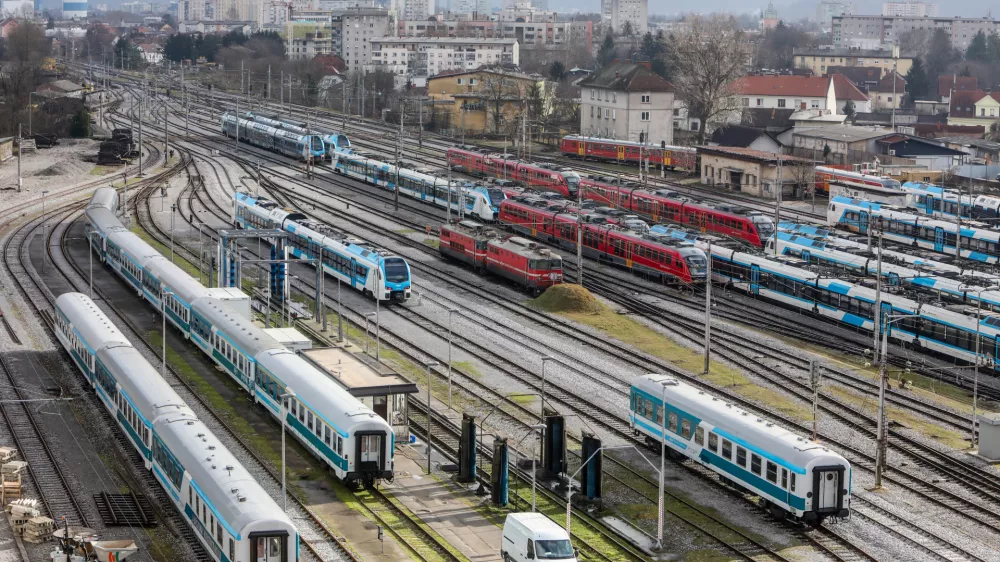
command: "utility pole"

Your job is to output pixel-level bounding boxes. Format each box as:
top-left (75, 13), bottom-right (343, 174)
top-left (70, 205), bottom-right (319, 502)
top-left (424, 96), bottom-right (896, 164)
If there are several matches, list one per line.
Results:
top-left (395, 101), bottom-right (404, 211)
top-left (873, 230), bottom-right (883, 363)
top-left (280, 71), bottom-right (283, 107)
top-left (772, 156), bottom-right (782, 255)
top-left (138, 92), bottom-right (143, 176)
top-left (576, 186), bottom-right (584, 285)
top-left (703, 241), bottom-right (712, 374)
top-left (810, 360), bottom-right (820, 441)
top-left (16, 124), bottom-right (21, 193)
top-left (235, 97), bottom-right (239, 154)
top-left (268, 65), bottom-right (271, 100)
top-left (955, 183), bottom-right (963, 260)
top-left (875, 306), bottom-right (889, 489)
top-left (418, 97), bottom-right (423, 148)
top-left (342, 79), bottom-right (347, 129)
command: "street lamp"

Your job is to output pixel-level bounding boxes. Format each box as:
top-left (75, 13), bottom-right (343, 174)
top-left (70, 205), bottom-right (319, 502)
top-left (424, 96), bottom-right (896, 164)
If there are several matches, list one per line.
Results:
top-left (280, 387), bottom-right (296, 511)
top-left (874, 312), bottom-right (920, 488)
top-left (447, 308), bottom-right (458, 409)
top-left (540, 356), bottom-right (555, 424)
top-left (41, 190), bottom-right (49, 272)
top-left (86, 227), bottom-right (95, 298)
top-left (425, 361), bottom-right (440, 475)
top-left (170, 203), bottom-right (176, 262)
top-left (969, 288), bottom-right (986, 448)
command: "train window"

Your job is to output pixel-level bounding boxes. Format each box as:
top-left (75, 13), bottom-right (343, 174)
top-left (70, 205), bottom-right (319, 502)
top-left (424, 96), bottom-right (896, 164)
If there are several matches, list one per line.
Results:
top-left (643, 399), bottom-right (653, 420)
top-left (781, 468), bottom-right (788, 489)
top-left (694, 427), bottom-right (704, 446)
top-left (189, 487), bottom-right (193, 506)
top-left (751, 454), bottom-right (762, 476)
top-left (790, 473), bottom-right (796, 492)
top-left (307, 411), bottom-right (313, 430)
top-left (721, 439), bottom-right (732, 460)
top-left (736, 446), bottom-right (746, 467)
top-left (217, 522), bottom-right (222, 544)
top-left (299, 404), bottom-right (305, 423)
top-left (766, 461), bottom-right (777, 484)
top-left (337, 436), bottom-right (343, 456)
top-left (681, 419), bottom-right (691, 439)
top-left (708, 432), bottom-right (718, 452)
top-left (325, 426), bottom-right (332, 446)
top-left (230, 539), bottom-right (235, 561)
top-left (668, 413), bottom-right (678, 433)
top-left (655, 404), bottom-right (663, 425)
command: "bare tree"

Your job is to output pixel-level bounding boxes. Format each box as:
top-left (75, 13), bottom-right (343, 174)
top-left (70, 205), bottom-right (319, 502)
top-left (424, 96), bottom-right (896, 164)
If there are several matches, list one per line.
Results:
top-left (669, 15), bottom-right (751, 144)
top-left (478, 69), bottom-right (521, 135)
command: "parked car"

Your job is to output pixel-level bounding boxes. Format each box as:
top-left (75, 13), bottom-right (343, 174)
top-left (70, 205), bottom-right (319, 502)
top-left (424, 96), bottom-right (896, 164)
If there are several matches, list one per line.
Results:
top-left (502, 513), bottom-right (577, 562)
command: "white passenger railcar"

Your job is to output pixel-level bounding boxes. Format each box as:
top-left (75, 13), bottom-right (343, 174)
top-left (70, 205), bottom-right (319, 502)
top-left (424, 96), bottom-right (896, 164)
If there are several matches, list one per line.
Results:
top-left (53, 292), bottom-right (299, 562)
top-left (630, 374), bottom-right (851, 524)
top-left (85, 188), bottom-right (397, 487)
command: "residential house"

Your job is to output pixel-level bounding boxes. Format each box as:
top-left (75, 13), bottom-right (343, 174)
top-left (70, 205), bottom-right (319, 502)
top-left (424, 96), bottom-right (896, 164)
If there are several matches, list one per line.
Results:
top-left (791, 125), bottom-right (894, 164)
top-left (578, 61), bottom-right (674, 146)
top-left (137, 43), bottom-right (163, 64)
top-left (709, 124), bottom-right (783, 153)
top-left (947, 90), bottom-right (1000, 126)
top-left (36, 80), bottom-right (85, 99)
top-left (732, 75), bottom-right (839, 114)
top-left (826, 65), bottom-right (883, 93)
top-left (938, 74), bottom-right (978, 103)
top-left (792, 47), bottom-right (914, 78)
top-left (870, 72), bottom-right (906, 109)
top-left (425, 67), bottom-right (549, 135)
top-left (698, 146), bottom-right (816, 199)
top-left (285, 21), bottom-right (334, 60)
top-left (876, 135), bottom-right (967, 170)
top-left (831, 74), bottom-right (872, 113)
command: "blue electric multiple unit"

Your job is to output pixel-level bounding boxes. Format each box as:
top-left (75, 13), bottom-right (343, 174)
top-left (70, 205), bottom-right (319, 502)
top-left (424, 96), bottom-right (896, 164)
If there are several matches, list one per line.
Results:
top-left (332, 150), bottom-right (500, 221)
top-left (54, 292), bottom-right (300, 562)
top-left (232, 192), bottom-right (411, 302)
top-left (86, 188), bottom-right (395, 488)
top-left (827, 196), bottom-right (1000, 264)
top-left (244, 111), bottom-right (350, 159)
top-left (220, 111), bottom-right (325, 161)
top-left (900, 181), bottom-right (1000, 220)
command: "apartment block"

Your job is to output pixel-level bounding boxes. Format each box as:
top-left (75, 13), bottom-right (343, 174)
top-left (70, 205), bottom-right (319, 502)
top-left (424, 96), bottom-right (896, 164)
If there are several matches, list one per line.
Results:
top-left (833, 14), bottom-right (1000, 51)
top-left (370, 37), bottom-right (518, 85)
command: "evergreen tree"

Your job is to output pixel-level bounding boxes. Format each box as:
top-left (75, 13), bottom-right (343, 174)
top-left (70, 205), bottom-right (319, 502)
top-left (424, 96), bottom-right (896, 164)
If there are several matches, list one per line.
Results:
top-left (966, 30), bottom-right (988, 61)
top-left (904, 57), bottom-right (929, 104)
top-left (69, 108), bottom-right (90, 138)
top-left (597, 31), bottom-right (617, 67)
top-left (926, 28), bottom-right (958, 80)
top-left (987, 32), bottom-right (1000, 62)
top-left (842, 99), bottom-right (855, 118)
top-left (548, 60), bottom-right (566, 82)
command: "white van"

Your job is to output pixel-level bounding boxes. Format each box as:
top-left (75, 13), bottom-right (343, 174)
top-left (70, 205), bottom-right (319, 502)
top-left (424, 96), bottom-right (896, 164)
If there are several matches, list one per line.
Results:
top-left (501, 513), bottom-right (577, 562)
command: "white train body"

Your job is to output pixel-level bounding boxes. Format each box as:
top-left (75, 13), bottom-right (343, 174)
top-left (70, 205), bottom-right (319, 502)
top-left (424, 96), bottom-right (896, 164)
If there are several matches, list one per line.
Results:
top-left (630, 374), bottom-right (851, 523)
top-left (54, 292), bottom-right (299, 562)
top-left (827, 196), bottom-right (1000, 264)
top-left (85, 187), bottom-right (395, 487)
top-left (232, 192), bottom-right (411, 302)
top-left (332, 150), bottom-right (498, 221)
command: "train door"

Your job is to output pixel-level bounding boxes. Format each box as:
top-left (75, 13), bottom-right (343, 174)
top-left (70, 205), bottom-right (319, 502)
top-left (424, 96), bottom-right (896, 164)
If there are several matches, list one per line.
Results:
top-left (813, 466), bottom-right (846, 515)
top-left (350, 258), bottom-right (360, 289)
top-left (355, 431), bottom-right (385, 474)
top-left (250, 532), bottom-right (289, 562)
top-left (617, 145), bottom-right (625, 161)
top-left (887, 272), bottom-right (900, 287)
top-left (923, 195), bottom-right (934, 215)
top-left (801, 250), bottom-right (811, 263)
top-left (934, 227), bottom-right (945, 252)
top-left (858, 212), bottom-right (869, 234)
top-left (750, 264), bottom-right (760, 295)
top-left (578, 141), bottom-right (585, 157)
top-left (880, 302), bottom-right (892, 333)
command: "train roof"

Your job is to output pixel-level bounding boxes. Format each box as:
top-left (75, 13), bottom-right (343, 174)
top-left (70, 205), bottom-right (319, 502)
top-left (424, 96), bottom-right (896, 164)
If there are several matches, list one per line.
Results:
top-left (191, 298), bottom-right (285, 358)
top-left (98, 346), bottom-right (195, 423)
top-left (633, 374), bottom-right (847, 472)
top-left (87, 187), bottom-right (119, 212)
top-left (254, 349), bottom-right (391, 437)
top-left (489, 236), bottom-right (562, 260)
top-left (831, 196), bottom-right (1000, 239)
top-left (143, 257), bottom-right (213, 305)
top-left (55, 292), bottom-right (130, 351)
top-left (106, 231), bottom-right (161, 266)
top-left (443, 220), bottom-right (498, 240)
top-left (563, 135), bottom-right (696, 152)
top-left (85, 207), bottom-right (131, 237)
top-left (155, 416), bottom-right (294, 536)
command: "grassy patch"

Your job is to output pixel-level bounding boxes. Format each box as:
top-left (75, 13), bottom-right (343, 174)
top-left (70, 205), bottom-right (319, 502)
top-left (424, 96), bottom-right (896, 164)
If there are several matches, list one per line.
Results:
top-left (530, 285), bottom-right (812, 421)
top-left (89, 164), bottom-right (123, 176)
top-left (683, 549), bottom-right (740, 562)
top-left (453, 360), bottom-right (481, 379)
top-left (423, 238), bottom-right (440, 249)
top-left (395, 228), bottom-right (417, 235)
top-left (828, 385), bottom-right (968, 449)
top-left (356, 486), bottom-right (470, 562)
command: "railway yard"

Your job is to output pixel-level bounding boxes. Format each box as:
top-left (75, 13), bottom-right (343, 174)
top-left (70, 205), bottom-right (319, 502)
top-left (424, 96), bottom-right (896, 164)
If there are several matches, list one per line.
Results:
top-left (2, 63), bottom-right (1000, 562)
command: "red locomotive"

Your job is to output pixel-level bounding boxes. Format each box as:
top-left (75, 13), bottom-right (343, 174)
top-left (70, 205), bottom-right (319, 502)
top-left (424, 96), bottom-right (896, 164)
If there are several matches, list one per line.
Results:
top-left (577, 180), bottom-right (774, 247)
top-left (814, 166), bottom-right (901, 195)
top-left (447, 147), bottom-right (581, 197)
top-left (440, 220), bottom-right (563, 295)
top-left (560, 136), bottom-right (697, 172)
top-left (498, 200), bottom-right (707, 284)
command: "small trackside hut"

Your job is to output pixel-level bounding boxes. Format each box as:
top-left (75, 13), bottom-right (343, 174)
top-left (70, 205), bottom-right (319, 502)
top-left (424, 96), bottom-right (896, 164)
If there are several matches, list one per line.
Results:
top-left (300, 346), bottom-right (418, 444)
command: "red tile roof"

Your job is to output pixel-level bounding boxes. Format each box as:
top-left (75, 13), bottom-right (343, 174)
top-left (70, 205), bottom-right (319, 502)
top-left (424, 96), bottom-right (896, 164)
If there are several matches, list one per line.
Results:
top-left (830, 74), bottom-right (869, 101)
top-left (730, 75), bottom-right (830, 97)
top-left (938, 75), bottom-right (978, 97)
top-left (950, 89), bottom-right (988, 118)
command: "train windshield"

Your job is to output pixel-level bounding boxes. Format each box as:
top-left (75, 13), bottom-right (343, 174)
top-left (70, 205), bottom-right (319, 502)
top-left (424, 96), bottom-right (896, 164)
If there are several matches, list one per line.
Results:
top-left (534, 539), bottom-right (574, 559)
top-left (752, 216), bottom-right (774, 240)
top-left (529, 259), bottom-right (562, 270)
top-left (383, 258), bottom-right (409, 283)
top-left (487, 188), bottom-right (507, 207)
top-left (884, 179), bottom-right (901, 189)
top-left (311, 136), bottom-right (323, 151)
top-left (685, 255), bottom-right (708, 277)
top-left (336, 134), bottom-right (350, 149)
top-left (563, 172), bottom-right (581, 194)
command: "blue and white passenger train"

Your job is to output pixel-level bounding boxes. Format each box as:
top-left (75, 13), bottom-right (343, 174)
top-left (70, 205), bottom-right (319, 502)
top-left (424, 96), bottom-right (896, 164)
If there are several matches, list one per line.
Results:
top-left (54, 292), bottom-right (299, 562)
top-left (245, 111), bottom-right (351, 158)
top-left (649, 224), bottom-right (1000, 369)
top-left (86, 187), bottom-right (396, 488)
top-left (901, 182), bottom-right (1000, 221)
top-left (220, 112), bottom-right (325, 162)
top-left (828, 196), bottom-right (1000, 264)
top-left (630, 374), bottom-right (851, 524)
top-left (332, 150), bottom-right (500, 221)
top-left (232, 192), bottom-right (411, 302)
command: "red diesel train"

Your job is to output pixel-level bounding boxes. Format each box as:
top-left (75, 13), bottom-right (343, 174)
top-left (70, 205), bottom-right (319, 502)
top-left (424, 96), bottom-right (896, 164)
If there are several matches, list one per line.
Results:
top-left (439, 220), bottom-right (563, 295)
top-left (560, 136), bottom-right (697, 172)
top-left (447, 147), bottom-right (581, 197)
top-left (497, 200), bottom-right (708, 284)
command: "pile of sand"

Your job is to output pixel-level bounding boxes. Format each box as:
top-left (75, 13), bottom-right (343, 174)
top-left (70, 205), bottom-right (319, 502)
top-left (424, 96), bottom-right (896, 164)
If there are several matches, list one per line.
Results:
top-left (530, 284), bottom-right (603, 314)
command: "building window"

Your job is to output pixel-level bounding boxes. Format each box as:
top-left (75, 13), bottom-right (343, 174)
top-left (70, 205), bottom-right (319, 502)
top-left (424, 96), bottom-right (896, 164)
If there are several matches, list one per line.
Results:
top-left (673, 108), bottom-right (679, 116)
top-left (982, 108), bottom-right (986, 116)
top-left (612, 93), bottom-right (616, 102)
top-left (742, 97), bottom-right (749, 106)
top-left (469, 78), bottom-right (476, 85)
top-left (605, 108), bottom-right (610, 118)
top-left (641, 94), bottom-right (650, 103)
top-left (777, 99), bottom-right (786, 107)
top-left (590, 106), bottom-right (594, 117)
top-left (590, 89), bottom-right (595, 99)
top-left (811, 99), bottom-right (820, 108)
top-left (457, 78), bottom-right (463, 84)
top-left (756, 98), bottom-right (762, 106)
top-left (641, 111), bottom-right (650, 121)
